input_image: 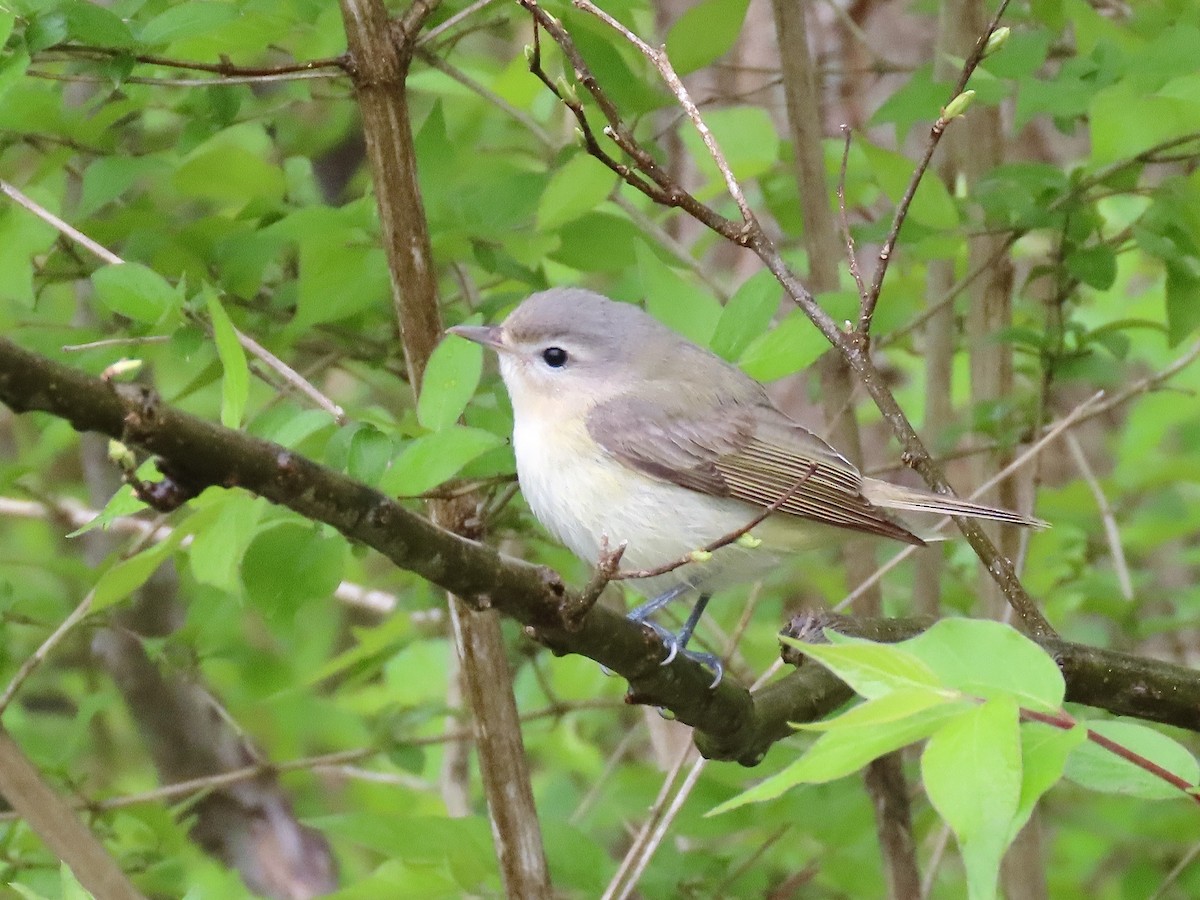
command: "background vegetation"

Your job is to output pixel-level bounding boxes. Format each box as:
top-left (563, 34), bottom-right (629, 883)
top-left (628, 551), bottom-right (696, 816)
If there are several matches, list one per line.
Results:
top-left (1, 0), bottom-right (1199, 897)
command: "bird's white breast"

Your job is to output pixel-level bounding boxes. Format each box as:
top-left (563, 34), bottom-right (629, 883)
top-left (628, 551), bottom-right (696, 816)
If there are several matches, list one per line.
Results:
top-left (511, 400), bottom-right (784, 598)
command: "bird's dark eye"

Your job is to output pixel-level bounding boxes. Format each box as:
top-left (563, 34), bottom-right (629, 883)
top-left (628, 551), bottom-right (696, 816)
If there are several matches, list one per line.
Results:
top-left (542, 347), bottom-right (568, 368)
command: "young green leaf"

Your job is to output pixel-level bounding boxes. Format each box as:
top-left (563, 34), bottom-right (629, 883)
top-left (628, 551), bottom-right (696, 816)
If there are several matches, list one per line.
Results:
top-left (348, 424), bottom-right (393, 487)
top-left (536, 153), bottom-right (617, 231)
top-left (737, 310), bottom-right (828, 382)
top-left (92, 263), bottom-right (180, 325)
top-left (636, 242), bottom-right (721, 346)
top-left (1065, 719), bottom-right (1200, 800)
top-left (241, 522), bottom-right (347, 613)
top-left (92, 501), bottom-right (222, 611)
top-left (782, 635), bottom-right (943, 698)
top-left (710, 271), bottom-right (780, 361)
top-left (710, 701), bottom-right (963, 815)
top-left (1009, 721), bottom-right (1086, 843)
top-left (665, 0), bottom-right (751, 76)
top-left (903, 618), bottom-right (1065, 711)
top-left (187, 492), bottom-right (265, 594)
top-left (418, 334), bottom-right (484, 432)
top-left (922, 697), bottom-right (1022, 900)
top-left (380, 426), bottom-right (502, 497)
top-left (137, 0), bottom-right (238, 46)
top-left (206, 290), bottom-right (249, 429)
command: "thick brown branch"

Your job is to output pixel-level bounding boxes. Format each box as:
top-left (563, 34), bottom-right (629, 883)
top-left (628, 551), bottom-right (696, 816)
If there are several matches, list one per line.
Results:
top-left (0, 724), bottom-right (145, 899)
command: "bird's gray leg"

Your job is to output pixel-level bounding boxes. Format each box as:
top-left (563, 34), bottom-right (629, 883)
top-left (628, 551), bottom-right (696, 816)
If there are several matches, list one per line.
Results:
top-left (626, 588), bottom-right (723, 688)
top-left (626, 583), bottom-right (691, 624)
top-left (675, 594), bottom-right (723, 687)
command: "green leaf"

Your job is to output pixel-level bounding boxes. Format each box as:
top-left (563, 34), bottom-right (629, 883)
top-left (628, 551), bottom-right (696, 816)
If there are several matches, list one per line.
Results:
top-left (710, 271), bottom-right (780, 361)
top-left (635, 242), bottom-right (721, 346)
top-left (379, 426), bottom-right (503, 497)
top-left (536, 153), bottom-right (617, 230)
top-left (860, 142), bottom-right (959, 231)
top-left (206, 290), bottom-right (249, 429)
top-left (60, 859), bottom-right (91, 900)
top-left (187, 493), bottom-right (264, 593)
top-left (0, 10), bottom-right (14, 48)
top-left (869, 66), bottom-right (942, 140)
top-left (418, 335), bottom-right (484, 432)
top-left (91, 263), bottom-right (180, 324)
top-left (0, 47), bottom-right (29, 107)
top-left (1010, 721), bottom-right (1085, 842)
top-left (79, 156), bottom-right (158, 218)
top-left (137, 1), bottom-right (238, 46)
top-left (174, 144), bottom-right (285, 211)
top-left (1165, 260), bottom-right (1200, 346)
top-left (241, 523), bottom-right (347, 613)
top-left (63, 0), bottom-right (135, 47)
top-left (92, 501), bottom-right (221, 611)
top-left (903, 618), bottom-right (1065, 711)
top-left (1065, 244), bottom-right (1118, 290)
top-left (1090, 80), bottom-right (1200, 167)
top-left (665, 0), bottom-right (751, 76)
top-left (781, 636), bottom-right (944, 699)
top-left (682, 107), bottom-right (781, 190)
top-left (710, 701), bottom-right (962, 814)
top-left (24, 10), bottom-right (69, 53)
top-left (922, 698), bottom-right (1022, 900)
top-left (294, 239), bottom-right (390, 329)
top-left (794, 687), bottom-right (953, 732)
top-left (348, 424), bottom-right (393, 487)
top-left (1065, 719), bottom-right (1200, 800)
top-left (737, 310), bottom-right (827, 382)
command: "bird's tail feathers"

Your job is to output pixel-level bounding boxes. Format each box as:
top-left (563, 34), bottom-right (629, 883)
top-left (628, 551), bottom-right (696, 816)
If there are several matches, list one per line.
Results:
top-left (862, 478), bottom-right (1048, 529)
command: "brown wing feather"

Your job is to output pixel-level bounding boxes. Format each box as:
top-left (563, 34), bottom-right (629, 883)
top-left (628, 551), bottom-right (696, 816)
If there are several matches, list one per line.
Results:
top-left (586, 395), bottom-right (925, 546)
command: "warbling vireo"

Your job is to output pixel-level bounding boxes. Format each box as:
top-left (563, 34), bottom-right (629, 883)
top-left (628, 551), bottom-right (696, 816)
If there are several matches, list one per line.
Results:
top-left (449, 288), bottom-right (1043, 683)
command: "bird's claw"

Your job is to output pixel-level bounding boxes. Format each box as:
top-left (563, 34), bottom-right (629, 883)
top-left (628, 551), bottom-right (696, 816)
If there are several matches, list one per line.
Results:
top-left (640, 621), bottom-right (723, 688)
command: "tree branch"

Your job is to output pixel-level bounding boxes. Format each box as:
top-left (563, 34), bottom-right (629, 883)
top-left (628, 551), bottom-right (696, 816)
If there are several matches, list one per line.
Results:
top-left (0, 724), bottom-right (145, 899)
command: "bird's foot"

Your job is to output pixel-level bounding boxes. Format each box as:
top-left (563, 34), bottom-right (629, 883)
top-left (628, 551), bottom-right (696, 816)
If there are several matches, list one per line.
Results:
top-left (640, 620), bottom-right (723, 688)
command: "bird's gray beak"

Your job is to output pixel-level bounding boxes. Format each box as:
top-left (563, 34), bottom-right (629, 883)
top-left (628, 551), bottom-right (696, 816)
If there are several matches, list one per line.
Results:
top-left (447, 324), bottom-right (504, 351)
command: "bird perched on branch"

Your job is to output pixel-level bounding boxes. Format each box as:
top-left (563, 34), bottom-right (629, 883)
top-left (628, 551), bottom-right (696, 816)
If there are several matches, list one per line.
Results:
top-left (450, 288), bottom-right (1044, 685)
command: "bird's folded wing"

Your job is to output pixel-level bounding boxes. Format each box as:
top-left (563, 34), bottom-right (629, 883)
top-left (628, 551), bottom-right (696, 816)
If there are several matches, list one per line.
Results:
top-left (585, 395), bottom-right (925, 545)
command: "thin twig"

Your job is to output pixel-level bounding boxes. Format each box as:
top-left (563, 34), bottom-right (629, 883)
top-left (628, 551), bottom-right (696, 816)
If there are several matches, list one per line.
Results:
top-left (1020, 708), bottom-right (1200, 804)
top-left (562, 536), bottom-right (626, 629)
top-left (27, 69), bottom-right (340, 87)
top-left (1147, 840), bottom-right (1200, 900)
top-left (1, 180), bottom-right (121, 264)
top-left (576, 0), bottom-right (757, 231)
top-left (615, 755), bottom-right (708, 900)
top-left (1064, 432), bottom-right (1133, 600)
top-left (857, 0), bottom-right (1014, 335)
top-left (919, 823), bottom-right (953, 899)
top-left (0, 179), bottom-right (345, 423)
top-left (0, 698), bottom-right (620, 822)
top-left (420, 0), bottom-right (501, 44)
top-left (835, 390), bottom-right (1107, 611)
top-left (42, 44), bottom-right (348, 77)
top-left (836, 126), bottom-right (867, 301)
top-left (601, 742), bottom-right (699, 900)
top-left (62, 335), bottom-right (172, 352)
top-left (0, 591), bottom-right (95, 716)
top-left (415, 45), bottom-right (552, 145)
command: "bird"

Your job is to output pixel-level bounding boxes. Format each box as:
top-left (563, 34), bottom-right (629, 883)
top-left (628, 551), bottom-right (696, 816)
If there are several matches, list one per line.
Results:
top-left (449, 288), bottom-right (1044, 684)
